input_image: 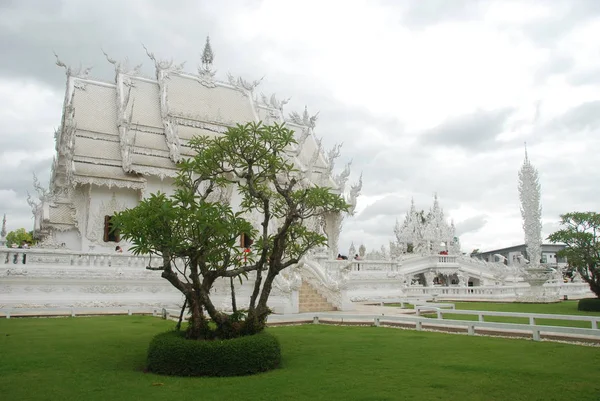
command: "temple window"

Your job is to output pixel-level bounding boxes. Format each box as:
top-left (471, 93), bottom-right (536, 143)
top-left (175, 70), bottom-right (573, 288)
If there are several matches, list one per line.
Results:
top-left (103, 215), bottom-right (120, 242)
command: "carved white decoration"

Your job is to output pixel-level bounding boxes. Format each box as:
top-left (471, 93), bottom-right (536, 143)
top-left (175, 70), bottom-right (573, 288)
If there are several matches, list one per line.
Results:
top-left (197, 36), bottom-right (217, 88)
top-left (86, 193), bottom-right (128, 242)
top-left (54, 52), bottom-right (93, 79)
top-left (227, 72), bottom-right (263, 97)
top-left (103, 50), bottom-right (139, 172)
top-left (347, 173), bottom-right (362, 216)
top-left (325, 143), bottom-right (343, 176)
top-left (288, 106), bottom-right (319, 129)
top-left (334, 161), bottom-right (352, 193)
top-left (143, 45), bottom-right (183, 163)
top-left (518, 146), bottom-right (542, 268)
top-left (260, 93), bottom-right (290, 120)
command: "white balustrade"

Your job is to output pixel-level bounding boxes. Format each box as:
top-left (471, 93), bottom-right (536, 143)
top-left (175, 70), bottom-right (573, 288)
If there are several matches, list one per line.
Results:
top-left (0, 248), bottom-right (152, 268)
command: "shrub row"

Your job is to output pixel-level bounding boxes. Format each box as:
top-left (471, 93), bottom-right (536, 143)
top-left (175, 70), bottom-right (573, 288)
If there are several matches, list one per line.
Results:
top-left (147, 330), bottom-right (281, 377)
top-left (578, 298), bottom-right (600, 312)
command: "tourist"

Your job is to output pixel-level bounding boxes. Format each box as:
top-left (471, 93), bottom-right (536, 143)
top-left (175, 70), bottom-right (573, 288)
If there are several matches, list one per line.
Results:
top-left (354, 254), bottom-right (361, 271)
top-left (115, 245), bottom-right (123, 253)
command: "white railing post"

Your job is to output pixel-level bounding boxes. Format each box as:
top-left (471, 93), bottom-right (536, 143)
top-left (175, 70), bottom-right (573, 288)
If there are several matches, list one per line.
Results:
top-left (313, 316), bottom-right (319, 324)
top-left (592, 320), bottom-right (598, 330)
top-left (374, 317), bottom-right (380, 327)
top-left (416, 321), bottom-right (422, 331)
top-left (436, 310), bottom-right (442, 319)
top-left (468, 325), bottom-right (475, 335)
top-left (478, 313), bottom-right (484, 322)
top-left (532, 328), bottom-right (540, 341)
top-left (529, 316), bottom-right (535, 326)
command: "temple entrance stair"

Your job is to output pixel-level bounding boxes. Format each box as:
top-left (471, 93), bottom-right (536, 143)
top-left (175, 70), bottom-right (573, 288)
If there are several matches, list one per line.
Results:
top-left (298, 280), bottom-right (336, 313)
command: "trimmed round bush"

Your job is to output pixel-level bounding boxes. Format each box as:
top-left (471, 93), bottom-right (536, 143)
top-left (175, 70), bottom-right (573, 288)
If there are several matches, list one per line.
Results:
top-left (578, 298), bottom-right (600, 312)
top-left (147, 330), bottom-right (281, 376)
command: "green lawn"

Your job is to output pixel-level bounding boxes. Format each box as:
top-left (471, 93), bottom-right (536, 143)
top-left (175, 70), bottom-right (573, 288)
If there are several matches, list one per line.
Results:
top-left (416, 301), bottom-right (600, 328)
top-left (1, 316), bottom-right (599, 401)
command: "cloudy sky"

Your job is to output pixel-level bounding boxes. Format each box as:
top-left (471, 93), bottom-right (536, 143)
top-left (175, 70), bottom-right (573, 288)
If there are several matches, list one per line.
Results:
top-left (1, 0), bottom-right (599, 254)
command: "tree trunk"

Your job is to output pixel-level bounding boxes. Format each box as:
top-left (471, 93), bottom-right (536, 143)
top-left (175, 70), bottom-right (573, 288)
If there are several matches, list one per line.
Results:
top-left (230, 277), bottom-right (237, 313)
top-left (176, 298), bottom-right (187, 331)
top-left (186, 295), bottom-right (208, 340)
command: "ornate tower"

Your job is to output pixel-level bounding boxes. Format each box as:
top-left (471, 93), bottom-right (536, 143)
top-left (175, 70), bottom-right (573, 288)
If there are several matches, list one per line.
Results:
top-left (518, 144), bottom-right (542, 267)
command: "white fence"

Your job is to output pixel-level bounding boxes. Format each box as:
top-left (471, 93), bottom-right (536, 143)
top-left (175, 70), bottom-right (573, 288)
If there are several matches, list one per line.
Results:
top-left (415, 306), bottom-right (600, 330)
top-left (266, 312), bottom-right (600, 342)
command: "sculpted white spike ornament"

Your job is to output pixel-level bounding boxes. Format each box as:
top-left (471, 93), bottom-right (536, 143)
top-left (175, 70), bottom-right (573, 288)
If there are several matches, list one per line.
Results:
top-left (518, 144), bottom-right (542, 267)
top-left (143, 45), bottom-right (184, 163)
top-left (53, 52), bottom-right (93, 79)
top-left (326, 143), bottom-right (343, 175)
top-left (227, 72), bottom-right (263, 96)
top-left (289, 106), bottom-right (319, 129)
top-left (103, 50), bottom-right (137, 171)
top-left (334, 161), bottom-right (352, 193)
top-left (347, 173), bottom-right (362, 216)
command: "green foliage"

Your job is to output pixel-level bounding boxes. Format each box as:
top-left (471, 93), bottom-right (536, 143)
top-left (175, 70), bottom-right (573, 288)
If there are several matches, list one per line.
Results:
top-left (146, 330), bottom-right (281, 376)
top-left (548, 212), bottom-right (600, 297)
top-left (112, 122), bottom-right (348, 339)
top-left (5, 228), bottom-right (32, 248)
top-left (578, 298), bottom-right (600, 312)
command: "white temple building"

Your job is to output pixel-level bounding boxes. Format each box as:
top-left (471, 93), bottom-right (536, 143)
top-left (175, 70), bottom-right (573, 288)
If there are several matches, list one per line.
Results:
top-left (29, 40), bottom-right (360, 256)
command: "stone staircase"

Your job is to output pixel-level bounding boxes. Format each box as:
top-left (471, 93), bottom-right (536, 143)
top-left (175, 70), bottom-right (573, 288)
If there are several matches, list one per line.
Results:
top-left (298, 280), bottom-right (337, 313)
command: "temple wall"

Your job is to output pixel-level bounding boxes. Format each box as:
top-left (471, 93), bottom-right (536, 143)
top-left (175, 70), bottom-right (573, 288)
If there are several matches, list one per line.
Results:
top-left (82, 186), bottom-right (140, 252)
top-left (143, 176), bottom-right (176, 198)
top-left (0, 256), bottom-right (298, 313)
top-left (54, 229), bottom-right (82, 251)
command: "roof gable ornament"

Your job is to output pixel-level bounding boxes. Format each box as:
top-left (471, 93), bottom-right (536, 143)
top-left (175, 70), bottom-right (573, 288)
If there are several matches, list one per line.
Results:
top-left (198, 36), bottom-right (217, 88)
top-left (53, 51), bottom-right (93, 79)
top-left (347, 173), bottom-right (363, 215)
top-left (102, 49), bottom-right (142, 80)
top-left (227, 72), bottom-right (263, 97)
top-left (289, 106), bottom-right (319, 129)
top-left (261, 93), bottom-right (290, 122)
top-left (142, 45), bottom-right (183, 163)
top-left (334, 160), bottom-right (352, 193)
top-left (325, 143), bottom-right (343, 175)
top-left (102, 50), bottom-right (137, 171)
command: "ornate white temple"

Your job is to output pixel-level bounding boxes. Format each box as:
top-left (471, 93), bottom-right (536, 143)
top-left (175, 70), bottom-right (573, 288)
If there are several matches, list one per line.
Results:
top-left (391, 195), bottom-right (460, 258)
top-left (29, 39), bottom-right (360, 255)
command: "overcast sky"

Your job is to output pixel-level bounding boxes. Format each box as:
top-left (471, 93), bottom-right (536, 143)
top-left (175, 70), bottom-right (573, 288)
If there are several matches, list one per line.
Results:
top-left (1, 0), bottom-right (599, 254)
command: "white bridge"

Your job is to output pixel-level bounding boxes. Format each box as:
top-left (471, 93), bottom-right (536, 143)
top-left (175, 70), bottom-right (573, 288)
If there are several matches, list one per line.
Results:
top-left (0, 248), bottom-right (593, 314)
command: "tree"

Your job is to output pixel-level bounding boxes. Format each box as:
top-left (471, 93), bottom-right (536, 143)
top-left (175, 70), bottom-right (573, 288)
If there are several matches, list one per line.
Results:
top-left (6, 228), bottom-right (32, 248)
top-left (113, 122), bottom-right (348, 340)
top-left (548, 212), bottom-right (600, 298)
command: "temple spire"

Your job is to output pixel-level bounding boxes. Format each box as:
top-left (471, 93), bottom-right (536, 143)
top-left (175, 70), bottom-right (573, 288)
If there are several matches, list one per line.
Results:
top-left (524, 142), bottom-right (528, 163)
top-left (201, 36), bottom-right (214, 71)
top-left (1, 214), bottom-right (6, 238)
top-left (518, 145), bottom-right (542, 267)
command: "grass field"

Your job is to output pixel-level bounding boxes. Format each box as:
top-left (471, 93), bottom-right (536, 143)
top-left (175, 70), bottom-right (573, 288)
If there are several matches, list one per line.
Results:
top-left (1, 316), bottom-right (599, 401)
top-left (414, 301), bottom-right (600, 328)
